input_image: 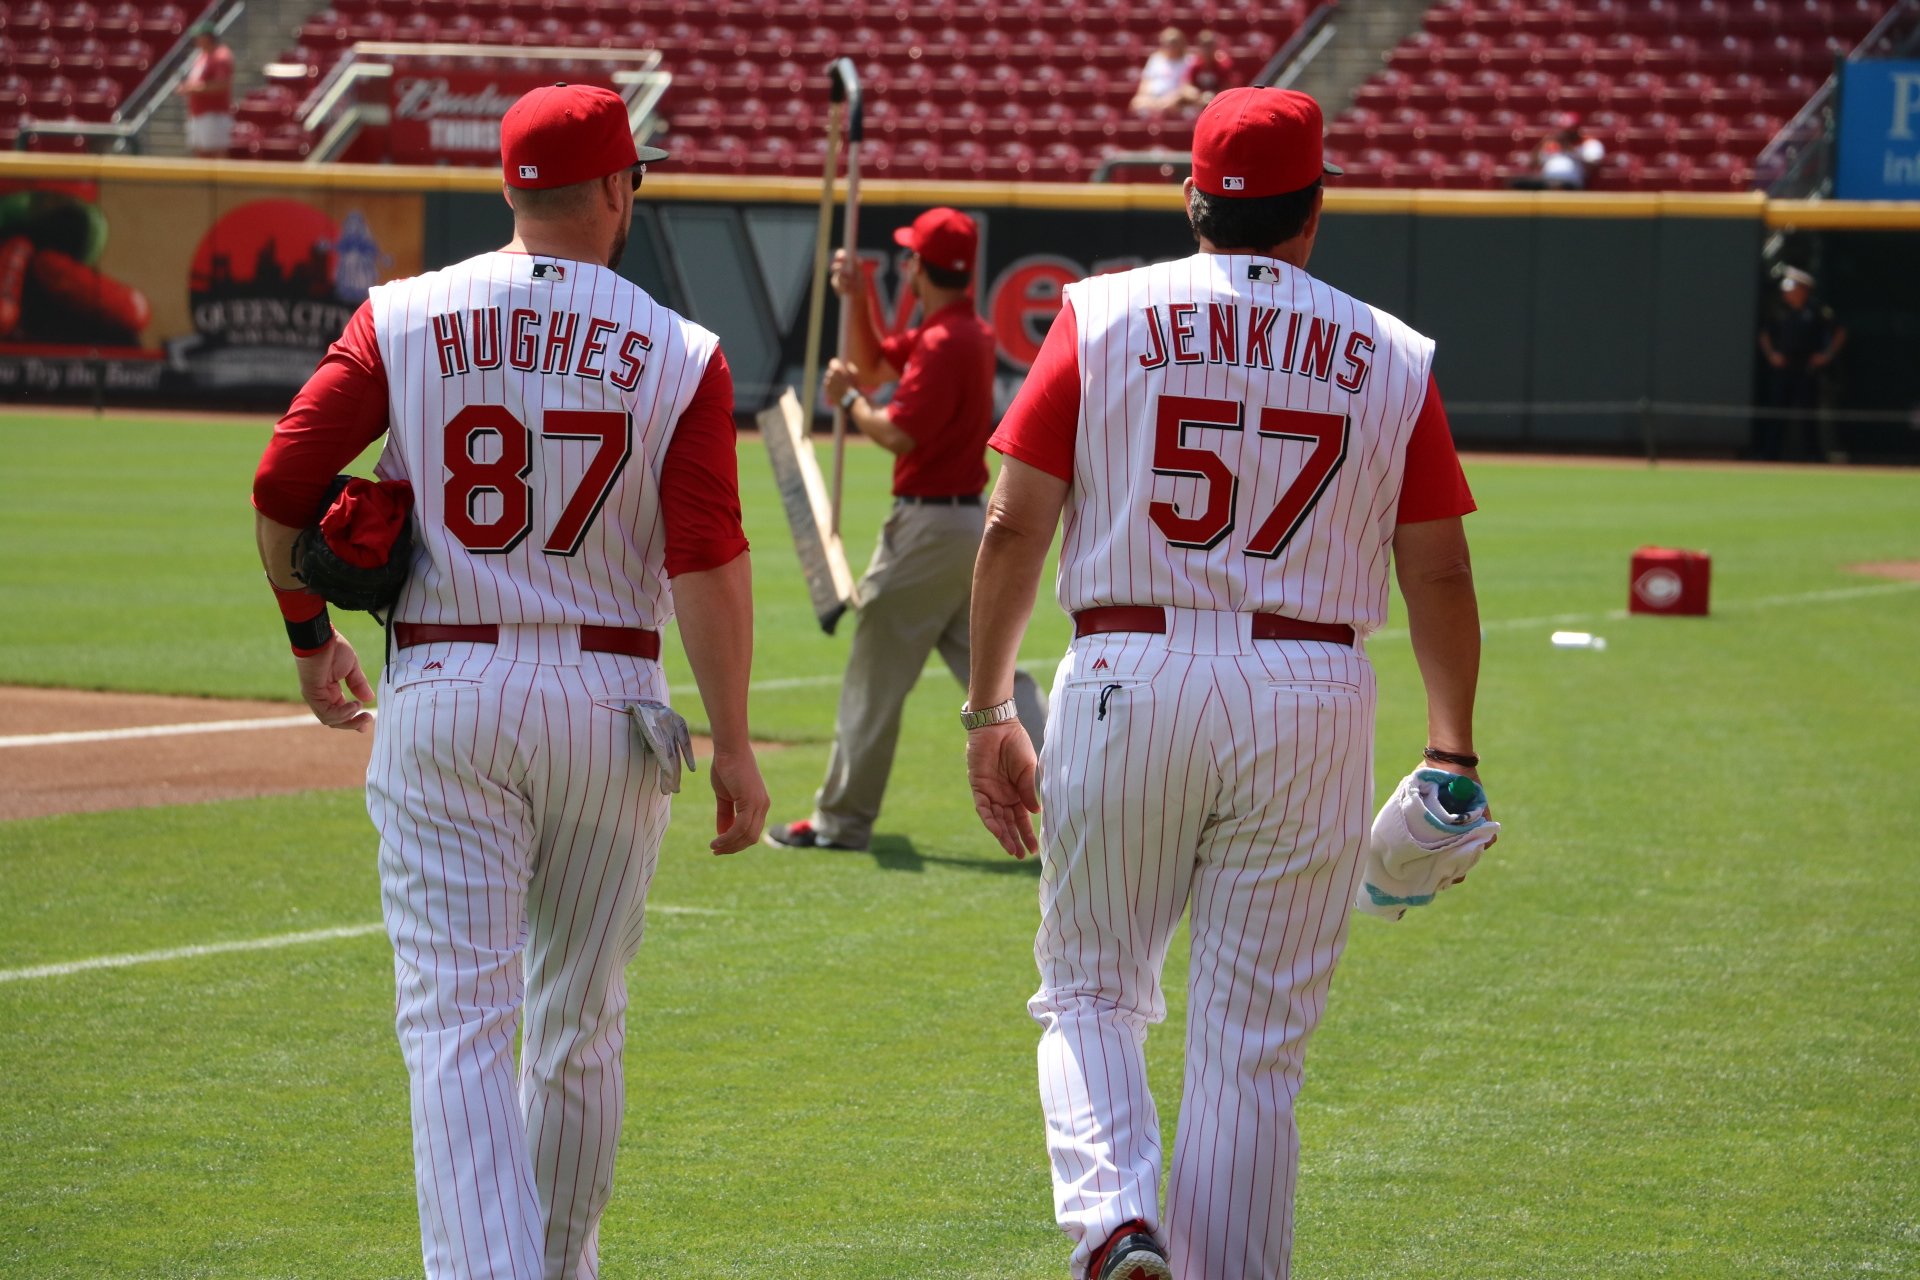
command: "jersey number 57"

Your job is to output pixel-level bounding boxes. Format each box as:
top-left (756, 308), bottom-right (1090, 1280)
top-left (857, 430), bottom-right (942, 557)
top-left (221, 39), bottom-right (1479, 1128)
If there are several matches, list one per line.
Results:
top-left (1150, 394), bottom-right (1349, 557)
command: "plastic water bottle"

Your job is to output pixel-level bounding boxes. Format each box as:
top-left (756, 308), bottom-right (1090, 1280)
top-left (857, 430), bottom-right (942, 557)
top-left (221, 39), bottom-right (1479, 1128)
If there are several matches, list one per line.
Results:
top-left (1550, 630), bottom-right (1608, 651)
top-left (1435, 773), bottom-right (1482, 820)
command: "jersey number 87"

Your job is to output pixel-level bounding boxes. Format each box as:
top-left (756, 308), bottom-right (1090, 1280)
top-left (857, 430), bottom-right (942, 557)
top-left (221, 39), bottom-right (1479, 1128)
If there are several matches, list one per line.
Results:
top-left (442, 404), bottom-right (632, 556)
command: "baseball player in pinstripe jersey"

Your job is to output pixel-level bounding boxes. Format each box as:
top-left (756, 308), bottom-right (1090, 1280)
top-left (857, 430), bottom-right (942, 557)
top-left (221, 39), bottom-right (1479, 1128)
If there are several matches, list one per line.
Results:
top-left (252, 85), bottom-right (769, 1279)
top-left (964, 88), bottom-right (1488, 1280)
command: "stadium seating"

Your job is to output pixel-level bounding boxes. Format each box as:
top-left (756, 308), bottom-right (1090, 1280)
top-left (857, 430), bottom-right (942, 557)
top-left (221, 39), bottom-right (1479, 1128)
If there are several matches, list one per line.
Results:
top-left (6, 0), bottom-right (1878, 183)
top-left (1327, 0), bottom-right (1893, 191)
top-left (200, 0), bottom-right (1307, 171)
top-left (0, 0), bottom-right (211, 149)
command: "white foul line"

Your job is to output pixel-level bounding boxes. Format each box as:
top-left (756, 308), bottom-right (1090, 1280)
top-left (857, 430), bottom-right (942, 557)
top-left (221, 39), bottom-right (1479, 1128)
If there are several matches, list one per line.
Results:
top-left (0, 905), bottom-right (727, 985)
top-left (0, 714), bottom-right (323, 749)
top-left (4, 581), bottom-right (1914, 748)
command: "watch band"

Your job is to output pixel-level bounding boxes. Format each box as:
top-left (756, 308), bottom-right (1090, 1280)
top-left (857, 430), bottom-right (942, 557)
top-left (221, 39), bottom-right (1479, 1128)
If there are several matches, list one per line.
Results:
top-left (959, 697), bottom-right (1018, 731)
top-left (839, 388), bottom-right (860, 414)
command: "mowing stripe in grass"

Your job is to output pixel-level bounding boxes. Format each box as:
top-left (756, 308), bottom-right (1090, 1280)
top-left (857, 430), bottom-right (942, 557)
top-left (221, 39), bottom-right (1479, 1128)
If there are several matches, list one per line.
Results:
top-left (0, 906), bottom-right (728, 984)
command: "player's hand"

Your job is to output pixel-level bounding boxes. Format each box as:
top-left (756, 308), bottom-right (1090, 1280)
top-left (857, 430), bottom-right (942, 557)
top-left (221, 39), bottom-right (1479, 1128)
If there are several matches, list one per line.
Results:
top-left (823, 357), bottom-right (858, 406)
top-left (293, 633), bottom-right (375, 733)
top-left (828, 248), bottom-right (858, 297)
top-left (1416, 757), bottom-right (1495, 884)
top-left (1767, 351), bottom-right (1787, 369)
top-left (967, 721), bottom-right (1040, 859)
top-left (707, 746), bottom-right (768, 856)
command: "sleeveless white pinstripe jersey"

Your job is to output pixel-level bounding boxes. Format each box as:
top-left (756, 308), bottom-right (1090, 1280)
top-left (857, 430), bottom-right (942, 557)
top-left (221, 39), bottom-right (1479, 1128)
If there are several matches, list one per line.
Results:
top-left (367, 251), bottom-right (720, 629)
top-left (1058, 253), bottom-right (1435, 633)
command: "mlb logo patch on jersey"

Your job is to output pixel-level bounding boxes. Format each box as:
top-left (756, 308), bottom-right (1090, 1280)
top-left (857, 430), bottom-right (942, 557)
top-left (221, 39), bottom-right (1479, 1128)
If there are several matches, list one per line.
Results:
top-left (1222, 176), bottom-right (1245, 190)
top-left (518, 164), bottom-right (539, 180)
top-left (1248, 264), bottom-right (1281, 282)
top-left (532, 262), bottom-right (567, 282)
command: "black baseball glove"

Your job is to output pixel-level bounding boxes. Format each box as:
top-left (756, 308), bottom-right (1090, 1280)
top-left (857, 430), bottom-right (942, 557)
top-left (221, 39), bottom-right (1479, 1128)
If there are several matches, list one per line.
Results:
top-left (292, 475), bottom-right (415, 618)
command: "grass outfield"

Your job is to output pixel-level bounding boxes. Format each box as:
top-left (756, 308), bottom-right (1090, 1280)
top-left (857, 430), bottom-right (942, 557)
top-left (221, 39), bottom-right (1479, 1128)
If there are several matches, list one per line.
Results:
top-left (2, 416), bottom-right (1918, 1278)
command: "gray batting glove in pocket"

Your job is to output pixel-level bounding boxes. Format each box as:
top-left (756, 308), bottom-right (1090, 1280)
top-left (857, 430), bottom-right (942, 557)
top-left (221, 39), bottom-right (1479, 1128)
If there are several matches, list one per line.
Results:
top-left (627, 701), bottom-right (697, 795)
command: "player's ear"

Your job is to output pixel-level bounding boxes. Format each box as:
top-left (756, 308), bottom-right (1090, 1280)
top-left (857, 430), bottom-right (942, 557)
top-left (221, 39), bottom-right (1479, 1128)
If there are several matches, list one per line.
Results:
top-left (1300, 185), bottom-right (1325, 252)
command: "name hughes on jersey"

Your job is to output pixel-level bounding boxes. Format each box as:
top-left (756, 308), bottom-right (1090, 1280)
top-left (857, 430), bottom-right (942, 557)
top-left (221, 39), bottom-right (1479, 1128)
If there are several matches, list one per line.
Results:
top-left (1137, 303), bottom-right (1374, 392)
top-left (429, 307), bottom-right (654, 389)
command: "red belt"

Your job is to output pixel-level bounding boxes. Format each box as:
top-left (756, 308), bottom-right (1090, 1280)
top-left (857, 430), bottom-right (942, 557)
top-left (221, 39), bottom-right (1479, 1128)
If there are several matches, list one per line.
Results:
top-left (1072, 606), bottom-right (1355, 646)
top-left (394, 622), bottom-right (661, 660)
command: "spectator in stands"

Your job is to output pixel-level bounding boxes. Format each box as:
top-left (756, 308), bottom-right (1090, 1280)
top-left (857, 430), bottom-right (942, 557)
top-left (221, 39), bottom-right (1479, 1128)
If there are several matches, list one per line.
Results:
top-left (1131, 28), bottom-right (1200, 117)
top-left (1513, 120), bottom-right (1604, 191)
top-left (1187, 30), bottom-right (1238, 102)
top-left (1756, 266), bottom-right (1847, 461)
top-left (179, 23), bottom-right (234, 159)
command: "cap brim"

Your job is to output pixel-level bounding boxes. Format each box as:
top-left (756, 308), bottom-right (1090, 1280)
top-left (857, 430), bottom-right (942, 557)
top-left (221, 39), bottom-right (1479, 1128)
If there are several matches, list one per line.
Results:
top-left (1322, 159), bottom-right (1344, 176)
top-left (635, 145), bottom-right (670, 164)
top-left (892, 227), bottom-right (917, 250)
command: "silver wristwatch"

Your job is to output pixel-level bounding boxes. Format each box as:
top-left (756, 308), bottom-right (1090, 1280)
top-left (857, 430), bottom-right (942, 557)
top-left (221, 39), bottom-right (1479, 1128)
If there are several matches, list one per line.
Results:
top-left (839, 388), bottom-right (860, 414)
top-left (960, 697), bottom-right (1018, 731)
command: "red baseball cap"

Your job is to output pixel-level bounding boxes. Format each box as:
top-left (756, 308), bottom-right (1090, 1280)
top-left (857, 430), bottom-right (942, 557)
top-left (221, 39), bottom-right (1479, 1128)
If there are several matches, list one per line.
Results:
top-left (1191, 87), bottom-right (1341, 199)
top-left (501, 83), bottom-right (669, 191)
top-left (892, 207), bottom-right (978, 274)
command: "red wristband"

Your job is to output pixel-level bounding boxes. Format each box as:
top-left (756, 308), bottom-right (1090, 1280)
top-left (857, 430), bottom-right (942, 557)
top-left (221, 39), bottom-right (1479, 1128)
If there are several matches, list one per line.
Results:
top-left (271, 580), bottom-right (327, 623)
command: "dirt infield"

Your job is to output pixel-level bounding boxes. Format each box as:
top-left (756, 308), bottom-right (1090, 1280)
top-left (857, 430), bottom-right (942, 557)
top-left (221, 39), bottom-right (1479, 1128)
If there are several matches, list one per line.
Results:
top-left (0, 686), bottom-right (753, 822)
top-left (1849, 561), bottom-right (1920, 583)
top-left (0, 686), bottom-right (374, 821)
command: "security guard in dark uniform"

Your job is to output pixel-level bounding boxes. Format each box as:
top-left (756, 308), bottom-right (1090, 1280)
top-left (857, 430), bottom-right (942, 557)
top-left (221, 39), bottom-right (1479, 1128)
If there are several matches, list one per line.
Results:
top-left (1757, 267), bottom-right (1846, 461)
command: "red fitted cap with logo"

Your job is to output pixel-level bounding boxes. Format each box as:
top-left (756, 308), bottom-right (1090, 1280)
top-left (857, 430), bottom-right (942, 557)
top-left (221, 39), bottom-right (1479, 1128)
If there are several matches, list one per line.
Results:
top-left (892, 207), bottom-right (978, 274)
top-left (501, 83), bottom-right (669, 190)
top-left (1191, 87), bottom-right (1342, 199)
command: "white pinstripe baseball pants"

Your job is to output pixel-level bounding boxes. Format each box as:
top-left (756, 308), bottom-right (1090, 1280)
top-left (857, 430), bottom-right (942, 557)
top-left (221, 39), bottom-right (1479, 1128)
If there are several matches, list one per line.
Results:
top-left (367, 627), bottom-right (672, 1280)
top-left (1030, 609), bottom-right (1376, 1280)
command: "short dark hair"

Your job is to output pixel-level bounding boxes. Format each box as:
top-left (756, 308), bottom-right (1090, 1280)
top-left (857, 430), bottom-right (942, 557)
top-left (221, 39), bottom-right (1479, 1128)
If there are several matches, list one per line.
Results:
top-left (919, 259), bottom-right (971, 290)
top-left (1188, 179), bottom-right (1322, 253)
top-left (508, 179), bottom-right (600, 220)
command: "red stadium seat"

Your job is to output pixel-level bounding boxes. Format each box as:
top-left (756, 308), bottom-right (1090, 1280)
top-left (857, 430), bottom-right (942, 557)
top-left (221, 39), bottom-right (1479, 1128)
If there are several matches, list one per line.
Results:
top-left (8, 1), bottom-right (57, 34)
top-left (12, 35), bottom-right (65, 73)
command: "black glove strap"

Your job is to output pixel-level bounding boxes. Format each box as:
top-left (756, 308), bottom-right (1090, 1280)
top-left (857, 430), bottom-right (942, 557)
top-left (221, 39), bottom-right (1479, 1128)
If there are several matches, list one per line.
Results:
top-left (286, 609), bottom-right (334, 655)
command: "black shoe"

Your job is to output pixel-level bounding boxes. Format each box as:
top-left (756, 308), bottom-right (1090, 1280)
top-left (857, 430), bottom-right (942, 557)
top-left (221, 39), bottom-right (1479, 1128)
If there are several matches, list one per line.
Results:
top-left (1087, 1220), bottom-right (1171, 1280)
top-left (762, 819), bottom-right (865, 852)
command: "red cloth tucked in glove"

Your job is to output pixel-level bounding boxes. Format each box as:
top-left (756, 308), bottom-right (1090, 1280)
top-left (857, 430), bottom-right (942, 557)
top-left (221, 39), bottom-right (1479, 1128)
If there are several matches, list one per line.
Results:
top-left (319, 477), bottom-right (414, 569)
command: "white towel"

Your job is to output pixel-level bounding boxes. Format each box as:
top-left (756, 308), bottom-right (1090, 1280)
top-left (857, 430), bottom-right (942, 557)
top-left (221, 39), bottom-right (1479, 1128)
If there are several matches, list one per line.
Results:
top-left (1355, 767), bottom-right (1502, 920)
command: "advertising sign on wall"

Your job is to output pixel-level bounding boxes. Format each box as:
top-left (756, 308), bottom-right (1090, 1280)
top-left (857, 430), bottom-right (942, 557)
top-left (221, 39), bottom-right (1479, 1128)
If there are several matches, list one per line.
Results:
top-left (0, 179), bottom-right (424, 405)
top-left (388, 71), bottom-right (620, 164)
top-left (1834, 59), bottom-right (1920, 199)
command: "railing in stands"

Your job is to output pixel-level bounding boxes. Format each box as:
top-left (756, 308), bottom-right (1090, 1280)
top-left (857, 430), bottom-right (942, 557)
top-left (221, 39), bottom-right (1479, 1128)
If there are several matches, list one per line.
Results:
top-left (13, 0), bottom-right (246, 154)
top-left (1256, 0), bottom-right (1340, 90)
top-left (1754, 0), bottom-right (1920, 198)
top-left (300, 43), bottom-right (670, 164)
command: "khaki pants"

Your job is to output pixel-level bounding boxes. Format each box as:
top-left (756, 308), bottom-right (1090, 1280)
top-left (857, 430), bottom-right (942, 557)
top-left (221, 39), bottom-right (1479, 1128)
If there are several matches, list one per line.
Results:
top-left (812, 499), bottom-right (1047, 848)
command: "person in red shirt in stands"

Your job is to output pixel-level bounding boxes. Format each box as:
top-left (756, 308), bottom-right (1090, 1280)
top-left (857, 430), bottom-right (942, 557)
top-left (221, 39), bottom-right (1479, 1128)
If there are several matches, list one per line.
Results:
top-left (766, 207), bottom-right (1047, 852)
top-left (1187, 29), bottom-right (1238, 103)
top-left (179, 23), bottom-right (234, 158)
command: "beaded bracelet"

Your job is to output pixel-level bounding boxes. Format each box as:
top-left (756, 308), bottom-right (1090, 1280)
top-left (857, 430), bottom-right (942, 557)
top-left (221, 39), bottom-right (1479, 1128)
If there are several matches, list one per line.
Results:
top-left (1422, 746), bottom-right (1479, 769)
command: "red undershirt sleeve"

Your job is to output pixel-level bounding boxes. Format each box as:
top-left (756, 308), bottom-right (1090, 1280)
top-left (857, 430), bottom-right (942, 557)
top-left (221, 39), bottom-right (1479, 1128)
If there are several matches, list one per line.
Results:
top-left (1395, 370), bottom-right (1477, 524)
top-left (988, 300), bottom-right (1080, 482)
top-left (252, 301), bottom-right (391, 527)
top-left (660, 346), bottom-right (750, 578)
